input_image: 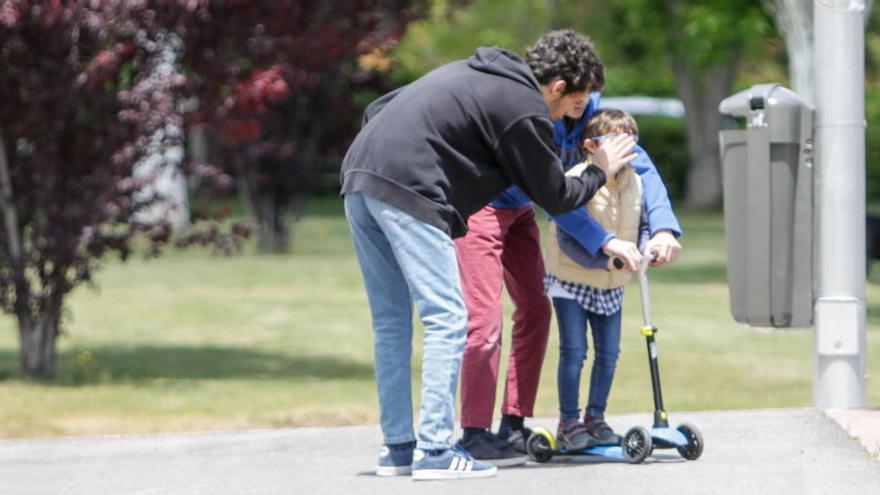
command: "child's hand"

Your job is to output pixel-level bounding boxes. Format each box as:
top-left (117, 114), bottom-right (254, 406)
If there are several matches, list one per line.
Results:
top-left (603, 238), bottom-right (640, 272)
top-left (646, 230), bottom-right (681, 267)
top-left (587, 134), bottom-right (637, 177)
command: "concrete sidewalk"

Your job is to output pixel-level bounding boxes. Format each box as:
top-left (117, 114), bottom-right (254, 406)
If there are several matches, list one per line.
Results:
top-left (1, 408), bottom-right (878, 495)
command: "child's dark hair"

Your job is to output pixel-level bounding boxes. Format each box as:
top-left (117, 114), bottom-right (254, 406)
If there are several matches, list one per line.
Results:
top-left (525, 29), bottom-right (605, 95)
top-left (584, 108), bottom-right (639, 141)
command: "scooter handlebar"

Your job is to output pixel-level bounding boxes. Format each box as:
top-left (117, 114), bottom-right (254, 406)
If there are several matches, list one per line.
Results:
top-left (611, 252), bottom-right (658, 271)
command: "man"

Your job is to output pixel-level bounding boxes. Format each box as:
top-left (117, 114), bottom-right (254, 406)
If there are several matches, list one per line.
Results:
top-left (340, 29), bottom-right (636, 480)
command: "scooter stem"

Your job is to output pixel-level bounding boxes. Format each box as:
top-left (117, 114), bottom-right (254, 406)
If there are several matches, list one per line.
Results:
top-left (637, 254), bottom-right (654, 328)
top-left (636, 252), bottom-right (668, 428)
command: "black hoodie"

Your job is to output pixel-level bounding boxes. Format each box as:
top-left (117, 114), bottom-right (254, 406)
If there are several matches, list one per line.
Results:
top-left (340, 46), bottom-right (606, 238)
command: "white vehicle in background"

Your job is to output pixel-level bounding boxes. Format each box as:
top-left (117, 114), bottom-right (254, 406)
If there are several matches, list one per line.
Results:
top-left (600, 96), bottom-right (684, 119)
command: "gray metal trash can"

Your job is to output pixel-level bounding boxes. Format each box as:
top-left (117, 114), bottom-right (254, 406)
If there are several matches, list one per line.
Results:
top-left (718, 83), bottom-right (814, 327)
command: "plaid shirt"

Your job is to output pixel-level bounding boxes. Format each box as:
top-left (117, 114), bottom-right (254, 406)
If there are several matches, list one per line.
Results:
top-left (544, 273), bottom-right (624, 316)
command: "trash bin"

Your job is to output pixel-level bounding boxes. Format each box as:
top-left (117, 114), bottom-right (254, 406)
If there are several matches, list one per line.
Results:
top-left (718, 83), bottom-right (814, 327)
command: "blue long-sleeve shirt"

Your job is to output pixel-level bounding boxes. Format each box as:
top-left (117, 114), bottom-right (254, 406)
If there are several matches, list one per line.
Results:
top-left (489, 93), bottom-right (681, 255)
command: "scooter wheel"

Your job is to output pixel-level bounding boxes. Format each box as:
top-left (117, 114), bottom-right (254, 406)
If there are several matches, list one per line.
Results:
top-left (526, 429), bottom-right (554, 463)
top-left (622, 426), bottom-right (652, 464)
top-left (675, 422), bottom-right (704, 460)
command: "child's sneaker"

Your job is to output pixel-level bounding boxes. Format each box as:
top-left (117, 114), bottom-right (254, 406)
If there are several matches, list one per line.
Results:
top-left (584, 416), bottom-right (623, 445)
top-left (376, 441), bottom-right (415, 476)
top-left (456, 430), bottom-right (526, 467)
top-left (411, 445), bottom-right (499, 480)
top-left (556, 419), bottom-right (593, 451)
top-left (583, 416), bottom-right (622, 445)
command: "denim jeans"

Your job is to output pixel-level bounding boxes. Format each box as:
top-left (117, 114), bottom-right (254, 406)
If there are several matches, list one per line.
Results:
top-left (344, 192), bottom-right (467, 450)
top-left (553, 297), bottom-right (622, 420)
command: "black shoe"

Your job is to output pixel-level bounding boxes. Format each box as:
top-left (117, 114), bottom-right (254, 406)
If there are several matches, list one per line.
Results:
top-left (502, 427), bottom-right (532, 454)
top-left (583, 416), bottom-right (622, 445)
top-left (456, 430), bottom-right (527, 467)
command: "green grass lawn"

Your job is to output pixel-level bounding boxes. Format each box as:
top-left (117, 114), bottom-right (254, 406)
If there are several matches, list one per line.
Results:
top-left (1, 197), bottom-right (878, 439)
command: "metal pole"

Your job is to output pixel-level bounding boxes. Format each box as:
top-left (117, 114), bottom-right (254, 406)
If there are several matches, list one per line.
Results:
top-left (813, 0), bottom-right (866, 408)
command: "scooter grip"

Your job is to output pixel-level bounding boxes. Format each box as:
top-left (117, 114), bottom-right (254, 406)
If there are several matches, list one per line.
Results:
top-left (612, 252), bottom-right (659, 270)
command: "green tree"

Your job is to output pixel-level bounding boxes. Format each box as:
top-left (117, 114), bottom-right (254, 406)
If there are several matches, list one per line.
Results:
top-left (585, 0), bottom-right (772, 208)
top-left (394, 0), bottom-right (773, 208)
top-left (393, 0), bottom-right (561, 84)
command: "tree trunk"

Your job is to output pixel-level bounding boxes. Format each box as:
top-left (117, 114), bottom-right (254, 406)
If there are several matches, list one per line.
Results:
top-left (235, 153), bottom-right (295, 254)
top-left (133, 34), bottom-right (190, 230)
top-left (764, 0), bottom-right (873, 106)
top-left (18, 302), bottom-right (61, 379)
top-left (0, 131), bottom-right (22, 268)
top-left (673, 55), bottom-right (739, 209)
top-left (1, 131), bottom-right (63, 378)
top-left (234, 103), bottom-right (323, 254)
top-left (254, 194), bottom-right (292, 253)
top-left (763, 0), bottom-right (815, 105)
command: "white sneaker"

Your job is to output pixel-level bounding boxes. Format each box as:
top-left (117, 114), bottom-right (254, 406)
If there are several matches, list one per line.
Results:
top-left (411, 446), bottom-right (498, 481)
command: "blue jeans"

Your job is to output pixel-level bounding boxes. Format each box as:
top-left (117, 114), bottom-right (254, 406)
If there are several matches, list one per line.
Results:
top-left (553, 297), bottom-right (622, 420)
top-left (344, 192), bottom-right (467, 451)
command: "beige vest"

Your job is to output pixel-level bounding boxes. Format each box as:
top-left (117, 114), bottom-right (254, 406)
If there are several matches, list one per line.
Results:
top-left (545, 162), bottom-right (643, 289)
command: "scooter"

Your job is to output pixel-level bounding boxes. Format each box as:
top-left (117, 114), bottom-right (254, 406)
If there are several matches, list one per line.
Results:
top-left (525, 423), bottom-right (653, 464)
top-left (526, 253), bottom-right (704, 464)
top-left (627, 252), bottom-right (704, 461)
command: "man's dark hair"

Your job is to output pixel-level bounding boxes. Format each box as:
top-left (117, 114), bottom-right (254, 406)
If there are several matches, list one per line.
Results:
top-left (525, 29), bottom-right (605, 94)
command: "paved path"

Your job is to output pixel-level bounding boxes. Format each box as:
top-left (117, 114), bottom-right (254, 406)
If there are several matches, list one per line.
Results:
top-left (1, 408), bottom-right (878, 495)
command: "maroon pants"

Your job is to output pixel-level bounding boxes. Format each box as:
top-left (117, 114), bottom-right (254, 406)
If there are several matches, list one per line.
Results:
top-left (455, 205), bottom-right (551, 429)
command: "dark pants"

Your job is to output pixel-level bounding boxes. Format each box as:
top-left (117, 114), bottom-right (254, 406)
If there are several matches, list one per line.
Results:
top-left (553, 297), bottom-right (622, 421)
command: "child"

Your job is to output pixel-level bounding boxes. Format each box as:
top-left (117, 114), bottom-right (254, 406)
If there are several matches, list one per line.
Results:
top-left (544, 108), bottom-right (663, 449)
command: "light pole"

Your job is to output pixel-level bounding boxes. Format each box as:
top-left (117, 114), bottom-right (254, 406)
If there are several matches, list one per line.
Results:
top-left (813, 0), bottom-right (867, 408)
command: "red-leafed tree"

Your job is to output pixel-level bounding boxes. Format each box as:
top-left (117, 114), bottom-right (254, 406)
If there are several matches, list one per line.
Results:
top-left (0, 0), bottom-right (421, 378)
top-left (177, 1), bottom-right (421, 252)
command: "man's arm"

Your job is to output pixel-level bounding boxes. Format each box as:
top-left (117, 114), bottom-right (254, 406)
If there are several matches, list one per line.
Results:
top-left (494, 117), bottom-right (607, 215)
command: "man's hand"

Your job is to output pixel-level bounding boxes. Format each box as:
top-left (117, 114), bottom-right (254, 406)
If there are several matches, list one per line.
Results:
top-left (603, 238), bottom-right (640, 272)
top-left (588, 134), bottom-right (637, 177)
top-left (646, 230), bottom-right (681, 267)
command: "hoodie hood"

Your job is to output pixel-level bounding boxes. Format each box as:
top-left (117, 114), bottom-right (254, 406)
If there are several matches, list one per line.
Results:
top-left (467, 46), bottom-right (540, 92)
